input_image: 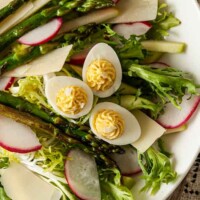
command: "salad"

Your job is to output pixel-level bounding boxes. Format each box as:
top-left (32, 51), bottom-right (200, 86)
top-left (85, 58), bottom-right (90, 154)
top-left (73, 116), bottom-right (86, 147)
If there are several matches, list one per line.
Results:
top-left (0, 0), bottom-right (199, 200)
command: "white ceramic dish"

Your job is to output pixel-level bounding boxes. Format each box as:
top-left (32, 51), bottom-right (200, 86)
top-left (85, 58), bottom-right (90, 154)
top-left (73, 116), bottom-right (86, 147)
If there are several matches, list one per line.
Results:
top-left (132, 0), bottom-right (200, 199)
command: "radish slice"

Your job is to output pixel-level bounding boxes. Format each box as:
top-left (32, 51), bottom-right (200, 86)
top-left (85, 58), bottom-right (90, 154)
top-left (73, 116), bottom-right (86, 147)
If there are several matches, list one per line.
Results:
top-left (110, 146), bottom-right (141, 176)
top-left (65, 149), bottom-right (101, 200)
top-left (0, 115), bottom-right (42, 153)
top-left (0, 77), bottom-right (15, 91)
top-left (18, 18), bottom-right (63, 46)
top-left (150, 62), bottom-right (169, 69)
top-left (69, 48), bottom-right (90, 65)
top-left (157, 95), bottom-right (200, 129)
top-left (113, 22), bottom-right (152, 39)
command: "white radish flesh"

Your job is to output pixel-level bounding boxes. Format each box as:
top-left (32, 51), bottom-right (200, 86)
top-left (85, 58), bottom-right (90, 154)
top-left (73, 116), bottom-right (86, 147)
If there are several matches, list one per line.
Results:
top-left (0, 77), bottom-right (15, 90)
top-left (113, 22), bottom-right (152, 39)
top-left (157, 95), bottom-right (200, 129)
top-left (18, 18), bottom-right (63, 46)
top-left (65, 149), bottom-right (101, 200)
top-left (0, 115), bottom-right (41, 153)
top-left (110, 146), bottom-right (141, 176)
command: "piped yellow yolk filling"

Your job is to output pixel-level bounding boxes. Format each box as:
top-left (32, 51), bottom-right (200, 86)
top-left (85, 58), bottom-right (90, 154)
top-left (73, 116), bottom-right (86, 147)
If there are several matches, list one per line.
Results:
top-left (93, 109), bottom-right (125, 140)
top-left (86, 59), bottom-right (116, 92)
top-left (56, 86), bottom-right (87, 115)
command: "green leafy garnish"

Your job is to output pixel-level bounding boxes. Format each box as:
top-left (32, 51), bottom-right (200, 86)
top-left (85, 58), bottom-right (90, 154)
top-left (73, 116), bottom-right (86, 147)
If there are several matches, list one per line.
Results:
top-left (10, 76), bottom-right (50, 109)
top-left (100, 168), bottom-right (134, 200)
top-left (138, 147), bottom-right (177, 195)
top-left (127, 64), bottom-right (199, 108)
top-left (0, 184), bottom-right (11, 200)
top-left (147, 3), bottom-right (181, 40)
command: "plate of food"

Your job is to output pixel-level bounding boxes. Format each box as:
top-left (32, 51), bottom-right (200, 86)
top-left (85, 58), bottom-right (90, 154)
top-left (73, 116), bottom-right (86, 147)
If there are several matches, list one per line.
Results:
top-left (0, 0), bottom-right (199, 200)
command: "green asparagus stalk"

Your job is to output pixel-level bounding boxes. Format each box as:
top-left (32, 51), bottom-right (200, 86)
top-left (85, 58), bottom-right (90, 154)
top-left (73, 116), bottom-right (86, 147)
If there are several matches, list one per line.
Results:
top-left (0, 0), bottom-right (114, 52)
top-left (0, 103), bottom-right (115, 167)
top-left (0, 43), bottom-right (59, 74)
top-left (0, 0), bottom-right (29, 22)
top-left (0, 91), bottom-right (124, 154)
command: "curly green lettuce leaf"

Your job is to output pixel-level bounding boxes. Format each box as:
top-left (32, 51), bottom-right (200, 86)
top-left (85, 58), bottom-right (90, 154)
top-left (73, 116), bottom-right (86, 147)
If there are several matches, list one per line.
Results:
top-left (64, 24), bottom-right (144, 62)
top-left (18, 134), bottom-right (77, 200)
top-left (146, 3), bottom-right (181, 40)
top-left (100, 168), bottom-right (134, 200)
top-left (127, 63), bottom-right (199, 109)
top-left (0, 147), bottom-right (19, 165)
top-left (138, 147), bottom-right (177, 195)
top-left (0, 184), bottom-right (11, 200)
top-left (0, 157), bottom-right (9, 169)
top-left (10, 76), bottom-right (51, 109)
top-left (102, 94), bottom-right (163, 119)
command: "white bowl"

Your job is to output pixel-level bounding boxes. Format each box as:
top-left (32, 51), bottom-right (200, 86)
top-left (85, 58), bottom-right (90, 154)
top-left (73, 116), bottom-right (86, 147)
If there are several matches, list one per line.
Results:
top-left (132, 0), bottom-right (200, 199)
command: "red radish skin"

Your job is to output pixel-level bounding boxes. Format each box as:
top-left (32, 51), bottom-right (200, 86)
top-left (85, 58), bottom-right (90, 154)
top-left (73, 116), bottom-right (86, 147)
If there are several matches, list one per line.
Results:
top-left (18, 18), bottom-right (63, 46)
top-left (0, 77), bottom-right (15, 91)
top-left (113, 21), bottom-right (152, 39)
top-left (0, 142), bottom-right (41, 154)
top-left (157, 96), bottom-right (200, 129)
top-left (5, 77), bottom-right (15, 90)
top-left (69, 48), bottom-right (90, 65)
top-left (69, 52), bottom-right (88, 65)
top-left (112, 0), bottom-right (120, 3)
top-left (150, 62), bottom-right (169, 69)
top-left (65, 149), bottom-right (101, 200)
top-left (110, 146), bottom-right (141, 176)
top-left (0, 115), bottom-right (42, 153)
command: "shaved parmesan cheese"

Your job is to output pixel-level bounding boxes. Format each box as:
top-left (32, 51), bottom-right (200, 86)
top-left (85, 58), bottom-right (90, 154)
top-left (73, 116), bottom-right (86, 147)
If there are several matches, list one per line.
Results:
top-left (4, 45), bottom-right (73, 77)
top-left (0, 0), bottom-right (13, 9)
top-left (59, 8), bottom-right (119, 34)
top-left (0, 2), bottom-right (33, 34)
top-left (108, 0), bottom-right (158, 23)
top-left (132, 110), bottom-right (165, 153)
top-left (0, 163), bottom-right (62, 200)
top-left (20, 0), bottom-right (51, 22)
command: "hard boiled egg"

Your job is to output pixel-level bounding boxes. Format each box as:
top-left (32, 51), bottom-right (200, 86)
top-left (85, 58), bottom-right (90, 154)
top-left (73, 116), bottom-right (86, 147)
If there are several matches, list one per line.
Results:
top-left (45, 76), bottom-right (93, 119)
top-left (89, 102), bottom-right (141, 145)
top-left (82, 43), bottom-right (122, 98)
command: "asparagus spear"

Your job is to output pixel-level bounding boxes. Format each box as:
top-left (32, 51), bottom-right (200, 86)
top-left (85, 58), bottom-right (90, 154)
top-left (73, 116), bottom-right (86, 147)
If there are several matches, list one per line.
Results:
top-left (0, 0), bottom-right (29, 22)
top-left (0, 103), bottom-right (115, 167)
top-left (0, 91), bottom-right (123, 154)
top-left (0, 43), bottom-right (59, 74)
top-left (0, 23), bottom-right (116, 74)
top-left (0, 0), bottom-right (114, 52)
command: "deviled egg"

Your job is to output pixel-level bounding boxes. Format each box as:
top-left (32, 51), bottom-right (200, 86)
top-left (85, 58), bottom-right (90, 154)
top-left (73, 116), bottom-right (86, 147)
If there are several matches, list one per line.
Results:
top-left (89, 102), bottom-right (141, 145)
top-left (45, 76), bottom-right (93, 119)
top-left (82, 43), bottom-right (122, 98)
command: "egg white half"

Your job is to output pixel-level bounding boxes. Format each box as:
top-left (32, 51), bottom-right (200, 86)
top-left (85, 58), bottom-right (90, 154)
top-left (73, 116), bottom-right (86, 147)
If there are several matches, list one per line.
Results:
top-left (89, 102), bottom-right (141, 145)
top-left (45, 76), bottom-right (94, 119)
top-left (82, 43), bottom-right (122, 98)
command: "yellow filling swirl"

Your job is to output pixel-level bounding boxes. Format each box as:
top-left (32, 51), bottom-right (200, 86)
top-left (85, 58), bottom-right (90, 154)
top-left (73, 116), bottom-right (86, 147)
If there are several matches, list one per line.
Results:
top-left (56, 86), bottom-right (87, 115)
top-left (93, 109), bottom-right (124, 140)
top-left (86, 59), bottom-right (116, 91)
